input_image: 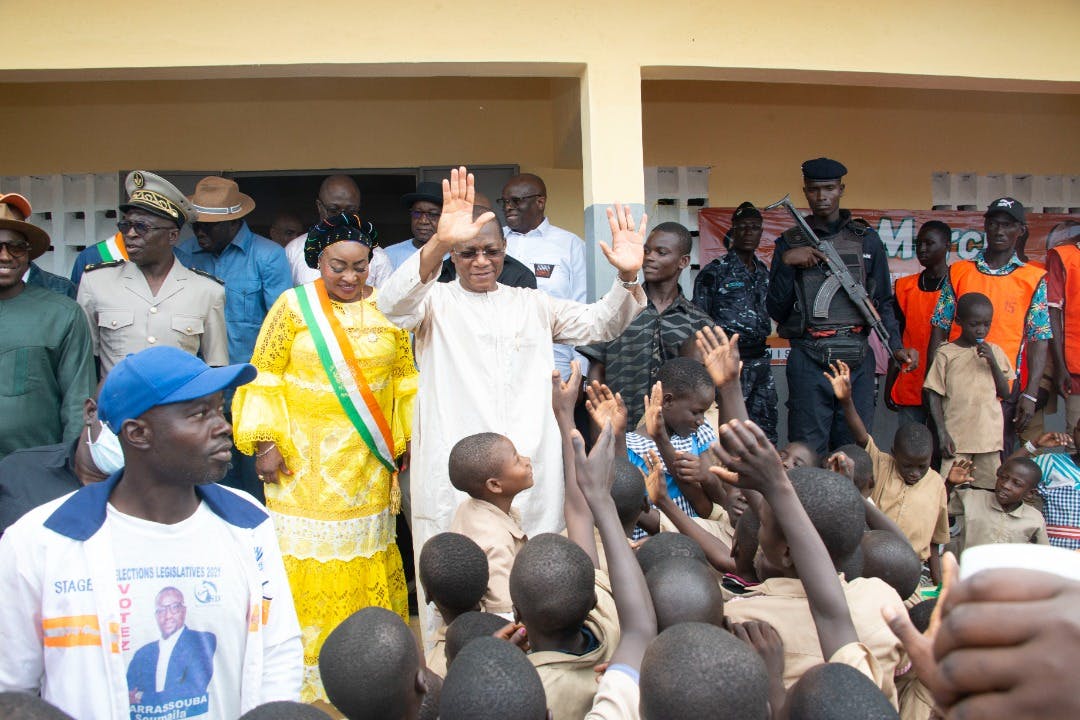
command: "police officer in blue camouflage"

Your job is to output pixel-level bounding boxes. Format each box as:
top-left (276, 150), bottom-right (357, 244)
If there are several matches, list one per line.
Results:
top-left (693, 202), bottom-right (778, 443)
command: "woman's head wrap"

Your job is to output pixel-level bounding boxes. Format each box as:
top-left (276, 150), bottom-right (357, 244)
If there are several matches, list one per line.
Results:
top-left (304, 213), bottom-right (378, 269)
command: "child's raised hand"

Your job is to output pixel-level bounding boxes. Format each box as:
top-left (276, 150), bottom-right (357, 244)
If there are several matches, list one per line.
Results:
top-left (823, 361), bottom-right (852, 401)
top-left (643, 381), bottom-right (668, 442)
top-left (673, 451), bottom-right (705, 485)
top-left (571, 425), bottom-right (615, 504)
top-left (709, 419), bottom-right (787, 495)
top-left (825, 451), bottom-right (856, 481)
top-left (696, 325), bottom-right (743, 388)
top-left (584, 380), bottom-right (627, 437)
top-left (1035, 431), bottom-right (1072, 449)
top-left (643, 449), bottom-right (669, 506)
top-left (551, 361), bottom-right (582, 419)
top-left (493, 621), bottom-right (530, 652)
top-left (945, 457), bottom-right (973, 485)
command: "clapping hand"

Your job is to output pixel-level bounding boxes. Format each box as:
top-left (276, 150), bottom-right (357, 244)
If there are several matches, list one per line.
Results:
top-left (642, 381), bottom-right (668, 443)
top-left (696, 326), bottom-right (742, 389)
top-left (600, 203), bottom-right (647, 279)
top-left (824, 361), bottom-right (852, 401)
top-left (432, 167), bottom-right (497, 251)
top-left (584, 381), bottom-right (628, 437)
top-left (643, 449), bottom-right (668, 506)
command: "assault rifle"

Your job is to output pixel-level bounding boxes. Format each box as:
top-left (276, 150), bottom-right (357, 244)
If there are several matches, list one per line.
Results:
top-left (764, 194), bottom-right (891, 347)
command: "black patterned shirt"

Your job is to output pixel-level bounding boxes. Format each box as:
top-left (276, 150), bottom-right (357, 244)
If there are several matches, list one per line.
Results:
top-left (578, 287), bottom-right (713, 427)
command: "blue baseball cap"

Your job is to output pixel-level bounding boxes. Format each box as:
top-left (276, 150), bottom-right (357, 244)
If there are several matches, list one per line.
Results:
top-left (98, 347), bottom-right (257, 432)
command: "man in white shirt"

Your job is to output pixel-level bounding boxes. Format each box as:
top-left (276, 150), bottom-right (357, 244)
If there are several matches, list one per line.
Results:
top-left (284, 175), bottom-right (392, 287)
top-left (501, 173), bottom-right (589, 380)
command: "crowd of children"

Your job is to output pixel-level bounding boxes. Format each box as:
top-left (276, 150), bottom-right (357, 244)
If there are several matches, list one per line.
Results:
top-left (217, 310), bottom-right (1078, 720)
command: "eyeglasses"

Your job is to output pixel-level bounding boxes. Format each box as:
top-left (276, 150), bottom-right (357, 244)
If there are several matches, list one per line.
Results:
top-left (155, 602), bottom-right (185, 616)
top-left (318, 200), bottom-right (360, 216)
top-left (496, 194), bottom-right (541, 209)
top-left (0, 239), bottom-right (30, 258)
top-left (410, 210), bottom-right (441, 222)
top-left (452, 247), bottom-right (506, 260)
top-left (117, 220), bottom-right (173, 236)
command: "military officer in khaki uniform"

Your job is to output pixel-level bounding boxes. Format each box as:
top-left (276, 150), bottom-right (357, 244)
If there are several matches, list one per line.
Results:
top-left (78, 170), bottom-right (228, 376)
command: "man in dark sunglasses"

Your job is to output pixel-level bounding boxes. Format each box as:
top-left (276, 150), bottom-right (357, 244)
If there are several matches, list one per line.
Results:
top-left (76, 170), bottom-right (228, 377)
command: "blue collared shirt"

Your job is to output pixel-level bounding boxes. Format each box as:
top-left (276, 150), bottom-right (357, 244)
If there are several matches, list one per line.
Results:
top-left (175, 222), bottom-right (292, 363)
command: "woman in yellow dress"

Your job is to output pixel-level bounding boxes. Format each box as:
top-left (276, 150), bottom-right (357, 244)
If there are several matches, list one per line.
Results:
top-left (232, 214), bottom-right (416, 701)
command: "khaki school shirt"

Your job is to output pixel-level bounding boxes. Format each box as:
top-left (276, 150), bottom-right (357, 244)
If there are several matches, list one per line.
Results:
top-left (867, 437), bottom-right (950, 561)
top-left (658, 502), bottom-right (736, 547)
top-left (449, 497), bottom-right (527, 614)
top-left (898, 672), bottom-right (935, 720)
top-left (949, 487), bottom-right (1050, 554)
top-left (922, 341), bottom-right (1014, 454)
top-left (425, 623), bottom-right (448, 678)
top-left (530, 569), bottom-right (621, 720)
top-left (829, 641), bottom-right (884, 688)
top-left (724, 575), bottom-right (906, 707)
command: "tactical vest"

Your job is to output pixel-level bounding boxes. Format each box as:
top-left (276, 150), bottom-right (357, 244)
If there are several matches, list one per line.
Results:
top-left (778, 222), bottom-right (869, 339)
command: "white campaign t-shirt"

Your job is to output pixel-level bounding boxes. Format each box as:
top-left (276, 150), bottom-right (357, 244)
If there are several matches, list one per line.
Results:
top-left (109, 502), bottom-right (249, 720)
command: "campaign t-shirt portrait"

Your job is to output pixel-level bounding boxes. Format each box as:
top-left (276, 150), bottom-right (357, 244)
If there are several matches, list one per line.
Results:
top-left (109, 502), bottom-right (248, 720)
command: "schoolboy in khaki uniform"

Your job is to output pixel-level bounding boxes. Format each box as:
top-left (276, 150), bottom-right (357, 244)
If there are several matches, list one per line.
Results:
top-left (948, 456), bottom-right (1049, 554)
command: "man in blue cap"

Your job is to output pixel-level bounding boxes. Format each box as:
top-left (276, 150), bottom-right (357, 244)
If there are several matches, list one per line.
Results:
top-left (767, 158), bottom-right (910, 455)
top-left (0, 347), bottom-right (302, 719)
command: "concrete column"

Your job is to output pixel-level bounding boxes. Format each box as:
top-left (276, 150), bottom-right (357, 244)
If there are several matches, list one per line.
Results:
top-left (579, 61), bottom-right (645, 301)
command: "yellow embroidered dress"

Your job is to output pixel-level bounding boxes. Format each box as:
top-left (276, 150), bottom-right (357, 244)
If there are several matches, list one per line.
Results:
top-left (232, 285), bottom-right (416, 701)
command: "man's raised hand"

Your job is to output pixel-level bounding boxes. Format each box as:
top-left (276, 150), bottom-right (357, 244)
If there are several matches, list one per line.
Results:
top-left (432, 166), bottom-right (496, 250)
top-left (600, 203), bottom-right (647, 278)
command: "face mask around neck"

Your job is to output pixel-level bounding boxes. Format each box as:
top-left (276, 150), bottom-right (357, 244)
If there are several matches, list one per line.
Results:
top-left (87, 422), bottom-right (125, 475)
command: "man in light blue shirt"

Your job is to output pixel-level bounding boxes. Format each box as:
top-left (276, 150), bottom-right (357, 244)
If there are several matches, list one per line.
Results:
top-left (175, 176), bottom-right (291, 365)
top-left (384, 181), bottom-right (443, 271)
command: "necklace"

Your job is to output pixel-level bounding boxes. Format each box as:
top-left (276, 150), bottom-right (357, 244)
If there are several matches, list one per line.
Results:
top-left (919, 271), bottom-right (946, 292)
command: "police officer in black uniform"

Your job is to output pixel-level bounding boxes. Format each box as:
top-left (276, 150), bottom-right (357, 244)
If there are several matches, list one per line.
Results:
top-left (766, 158), bottom-right (911, 455)
top-left (693, 202), bottom-right (777, 443)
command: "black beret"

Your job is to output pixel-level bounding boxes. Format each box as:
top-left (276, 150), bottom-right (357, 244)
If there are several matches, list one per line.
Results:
top-left (732, 201), bottom-right (762, 222)
top-left (801, 157), bottom-right (848, 181)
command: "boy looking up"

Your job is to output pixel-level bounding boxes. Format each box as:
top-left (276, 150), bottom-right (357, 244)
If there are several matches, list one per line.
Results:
top-left (948, 457), bottom-right (1048, 554)
top-left (628, 359), bottom-right (718, 525)
top-left (448, 433), bottom-right (532, 617)
top-left (886, 221), bottom-right (951, 425)
top-left (827, 360), bottom-right (948, 584)
top-left (924, 292), bottom-right (1015, 489)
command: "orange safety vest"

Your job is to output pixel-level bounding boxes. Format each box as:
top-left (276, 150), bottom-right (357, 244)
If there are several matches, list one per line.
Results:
top-left (948, 259), bottom-right (1045, 372)
top-left (1050, 244), bottom-right (1080, 376)
top-left (890, 273), bottom-right (942, 406)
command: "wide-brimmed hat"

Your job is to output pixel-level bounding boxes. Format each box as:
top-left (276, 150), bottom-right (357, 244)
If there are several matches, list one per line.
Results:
top-left (401, 181), bottom-right (444, 209)
top-left (119, 170), bottom-right (197, 228)
top-left (188, 176), bottom-right (256, 223)
top-left (0, 193), bottom-right (50, 260)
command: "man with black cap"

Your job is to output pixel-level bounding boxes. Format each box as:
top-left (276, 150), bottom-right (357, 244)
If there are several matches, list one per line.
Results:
top-left (767, 158), bottom-right (908, 455)
top-left (0, 346), bottom-right (303, 719)
top-left (928, 196), bottom-right (1050, 443)
top-left (176, 176), bottom-right (291, 366)
top-left (385, 180), bottom-right (442, 271)
top-left (0, 192), bottom-right (95, 460)
top-left (77, 171), bottom-right (229, 376)
top-left (693, 202), bottom-right (778, 443)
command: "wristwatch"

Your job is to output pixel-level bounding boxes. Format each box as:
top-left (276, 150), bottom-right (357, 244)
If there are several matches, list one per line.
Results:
top-left (618, 276), bottom-right (640, 289)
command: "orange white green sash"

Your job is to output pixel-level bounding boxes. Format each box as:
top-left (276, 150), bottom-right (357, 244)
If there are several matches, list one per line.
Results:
top-left (295, 280), bottom-right (397, 474)
top-left (97, 233), bottom-right (129, 262)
